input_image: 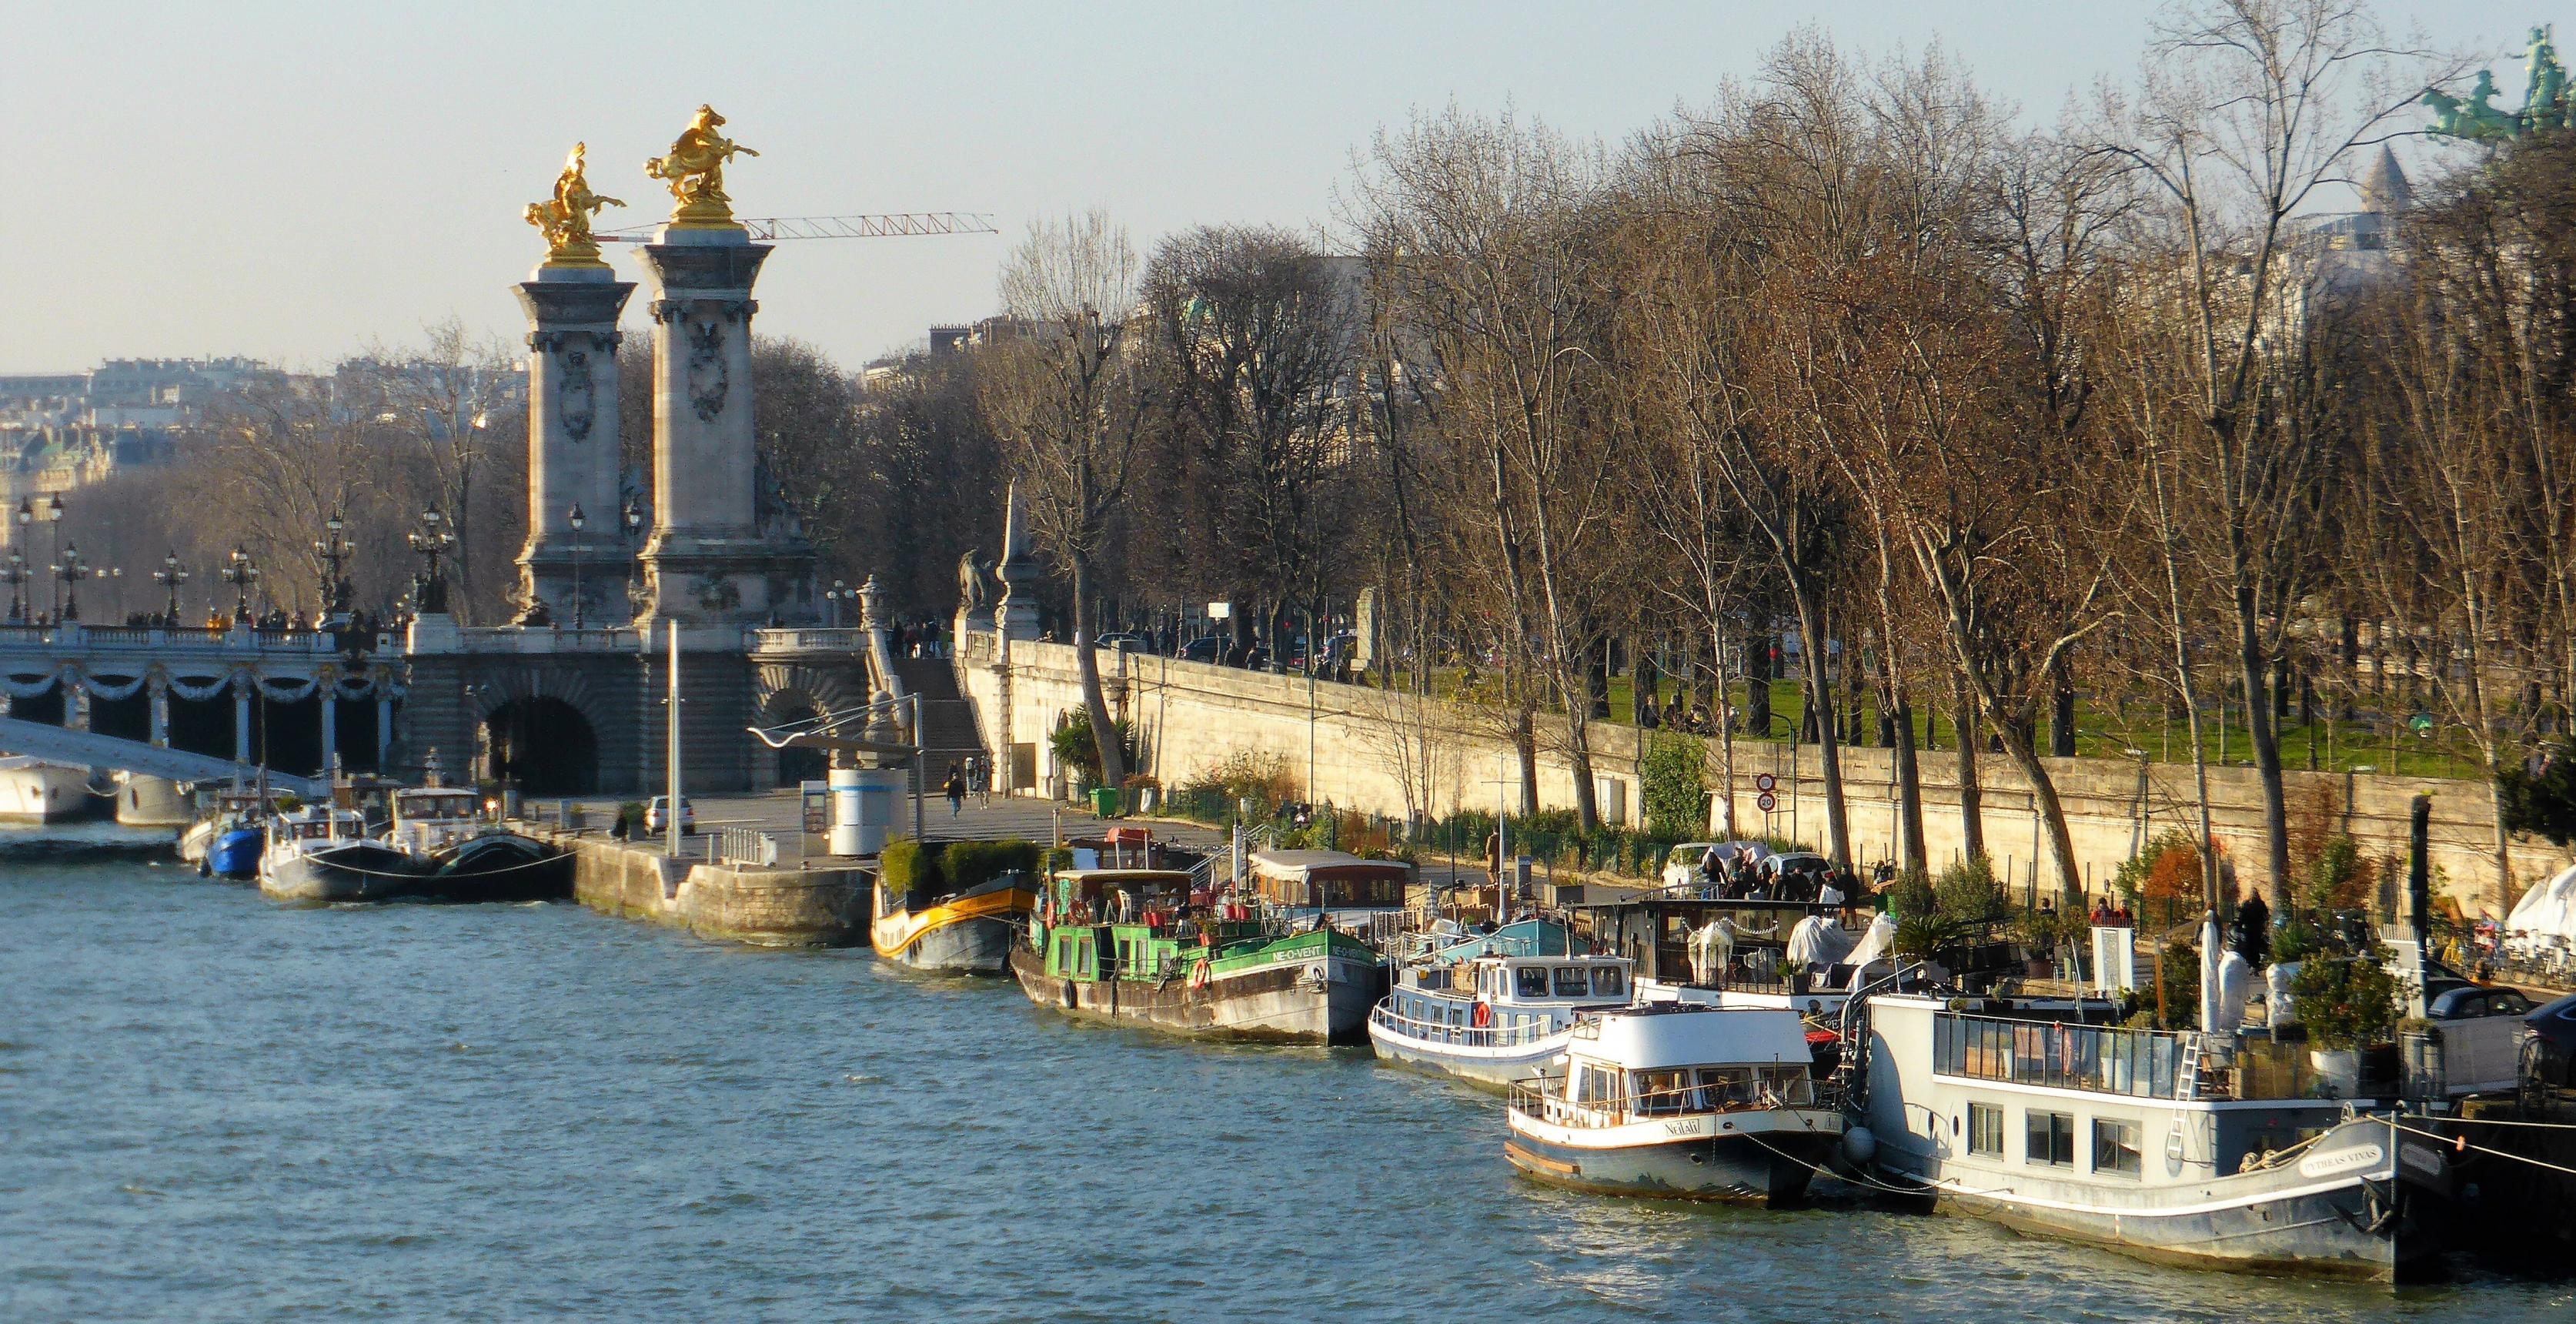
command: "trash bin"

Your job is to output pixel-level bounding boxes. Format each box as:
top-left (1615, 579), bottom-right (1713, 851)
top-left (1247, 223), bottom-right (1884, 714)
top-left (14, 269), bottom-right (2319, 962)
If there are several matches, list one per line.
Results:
top-left (1090, 787), bottom-right (1123, 819)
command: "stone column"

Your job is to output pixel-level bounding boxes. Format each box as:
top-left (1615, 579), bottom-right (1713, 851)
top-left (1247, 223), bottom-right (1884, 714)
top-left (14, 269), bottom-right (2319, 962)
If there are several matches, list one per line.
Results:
top-left (514, 264), bottom-right (633, 626)
top-left (319, 671), bottom-right (338, 771)
top-left (148, 671), bottom-right (169, 747)
top-left (233, 674), bottom-right (252, 764)
top-left (634, 226), bottom-right (794, 625)
top-left (993, 481), bottom-right (1041, 643)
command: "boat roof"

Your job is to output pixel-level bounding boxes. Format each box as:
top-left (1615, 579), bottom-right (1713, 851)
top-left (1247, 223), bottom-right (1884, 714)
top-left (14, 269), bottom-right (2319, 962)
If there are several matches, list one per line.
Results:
top-left (1423, 918), bottom-right (1584, 962)
top-left (1248, 849), bottom-right (1412, 881)
top-left (1051, 868), bottom-right (1193, 886)
top-left (1568, 1005), bottom-right (1812, 1069)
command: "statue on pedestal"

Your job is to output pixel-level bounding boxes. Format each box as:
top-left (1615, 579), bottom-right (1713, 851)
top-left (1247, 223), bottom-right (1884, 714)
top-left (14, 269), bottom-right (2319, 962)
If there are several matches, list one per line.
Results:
top-left (523, 142), bottom-right (623, 269)
top-left (645, 105), bottom-right (759, 228)
top-left (957, 549), bottom-right (990, 617)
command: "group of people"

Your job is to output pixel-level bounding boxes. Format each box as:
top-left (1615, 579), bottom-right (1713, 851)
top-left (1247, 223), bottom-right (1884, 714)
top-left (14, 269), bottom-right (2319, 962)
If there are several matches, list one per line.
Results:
top-left (1690, 844), bottom-right (1858, 914)
top-left (940, 755), bottom-right (992, 816)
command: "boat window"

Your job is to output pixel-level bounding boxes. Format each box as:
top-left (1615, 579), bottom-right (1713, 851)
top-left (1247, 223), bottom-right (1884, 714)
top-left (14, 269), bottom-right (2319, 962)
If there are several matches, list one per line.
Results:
top-left (1697, 1068), bottom-right (1753, 1108)
top-left (1552, 967), bottom-right (1588, 998)
top-left (1761, 1067), bottom-right (1813, 1107)
top-left (1967, 1103), bottom-right (2005, 1156)
top-left (2093, 1118), bottom-right (2142, 1177)
top-left (2026, 1111), bottom-right (2076, 1166)
top-left (1517, 966), bottom-right (1551, 999)
top-left (1632, 1068), bottom-right (1695, 1115)
top-left (1575, 1065), bottom-right (1618, 1106)
top-left (1590, 967), bottom-right (1625, 998)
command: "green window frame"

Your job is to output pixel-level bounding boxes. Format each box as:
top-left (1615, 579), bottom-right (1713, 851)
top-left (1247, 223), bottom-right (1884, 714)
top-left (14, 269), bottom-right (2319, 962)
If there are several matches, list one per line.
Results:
top-left (1967, 1103), bottom-right (2005, 1157)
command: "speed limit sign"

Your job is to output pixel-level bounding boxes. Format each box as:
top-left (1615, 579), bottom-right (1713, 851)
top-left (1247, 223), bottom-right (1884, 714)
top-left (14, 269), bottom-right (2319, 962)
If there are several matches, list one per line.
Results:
top-left (1754, 773), bottom-right (1776, 794)
top-left (1756, 791), bottom-right (1778, 813)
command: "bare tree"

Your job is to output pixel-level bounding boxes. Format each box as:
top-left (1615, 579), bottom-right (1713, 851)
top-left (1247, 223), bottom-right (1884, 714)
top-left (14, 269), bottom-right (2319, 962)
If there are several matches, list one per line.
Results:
top-left (978, 210), bottom-right (1152, 788)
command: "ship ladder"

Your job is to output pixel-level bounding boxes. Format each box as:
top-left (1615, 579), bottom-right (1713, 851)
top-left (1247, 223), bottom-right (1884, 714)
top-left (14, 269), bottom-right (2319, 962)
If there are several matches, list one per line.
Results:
top-left (2177, 1033), bottom-right (2204, 1102)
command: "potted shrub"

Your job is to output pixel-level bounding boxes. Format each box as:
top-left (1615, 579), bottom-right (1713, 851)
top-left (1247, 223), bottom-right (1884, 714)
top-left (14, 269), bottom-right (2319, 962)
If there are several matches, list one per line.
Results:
top-left (2288, 941), bottom-right (2403, 1098)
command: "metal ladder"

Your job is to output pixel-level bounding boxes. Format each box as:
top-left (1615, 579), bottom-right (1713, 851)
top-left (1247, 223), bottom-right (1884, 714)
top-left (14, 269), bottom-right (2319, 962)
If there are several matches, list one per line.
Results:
top-left (2177, 1032), bottom-right (2204, 1102)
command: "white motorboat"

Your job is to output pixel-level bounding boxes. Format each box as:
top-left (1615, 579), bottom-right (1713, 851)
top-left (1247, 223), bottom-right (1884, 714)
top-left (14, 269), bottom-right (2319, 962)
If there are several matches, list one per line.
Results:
top-left (0, 756), bottom-right (89, 822)
top-left (1504, 1003), bottom-right (1844, 1205)
top-left (1368, 919), bottom-right (1635, 1090)
top-left (115, 773), bottom-right (194, 828)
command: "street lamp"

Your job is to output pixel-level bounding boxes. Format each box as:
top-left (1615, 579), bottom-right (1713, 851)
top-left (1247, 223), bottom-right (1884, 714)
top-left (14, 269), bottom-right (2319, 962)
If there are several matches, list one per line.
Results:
top-left (826, 578), bottom-right (852, 627)
top-left (95, 565), bottom-right (122, 621)
top-left (55, 541), bottom-right (86, 621)
top-left (39, 495), bottom-right (63, 619)
top-left (2, 550), bottom-right (25, 623)
top-left (154, 552), bottom-right (189, 624)
top-left (312, 510), bottom-right (354, 622)
top-left (567, 503), bottom-right (586, 630)
top-left (221, 545), bottom-right (259, 621)
top-left (621, 496), bottom-right (644, 615)
top-left (406, 507), bottom-right (455, 615)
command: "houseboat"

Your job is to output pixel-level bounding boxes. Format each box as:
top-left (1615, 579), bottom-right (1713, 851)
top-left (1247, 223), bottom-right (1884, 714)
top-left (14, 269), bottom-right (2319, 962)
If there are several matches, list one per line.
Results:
top-left (1855, 992), bottom-right (2454, 1282)
top-left (1369, 919), bottom-right (1635, 1088)
top-left (265, 786), bottom-right (568, 903)
top-left (1505, 1003), bottom-right (1845, 1205)
top-left (1008, 867), bottom-right (1383, 1043)
top-left (256, 802), bottom-right (373, 894)
top-left (872, 858), bottom-right (1041, 975)
top-left (1582, 891), bottom-right (1864, 1014)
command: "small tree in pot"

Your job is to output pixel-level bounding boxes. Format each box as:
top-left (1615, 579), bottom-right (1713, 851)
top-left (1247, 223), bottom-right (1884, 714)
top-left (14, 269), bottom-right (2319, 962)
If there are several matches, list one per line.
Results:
top-left (2289, 937), bottom-right (2403, 1096)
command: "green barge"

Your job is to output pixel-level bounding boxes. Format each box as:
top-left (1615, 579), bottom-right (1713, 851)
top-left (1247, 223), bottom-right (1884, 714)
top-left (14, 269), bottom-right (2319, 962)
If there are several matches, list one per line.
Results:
top-left (1009, 868), bottom-right (1385, 1044)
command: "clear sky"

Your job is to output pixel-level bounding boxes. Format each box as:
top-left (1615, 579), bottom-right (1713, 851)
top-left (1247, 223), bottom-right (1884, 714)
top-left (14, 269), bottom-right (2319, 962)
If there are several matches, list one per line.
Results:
top-left (9, 0), bottom-right (2548, 373)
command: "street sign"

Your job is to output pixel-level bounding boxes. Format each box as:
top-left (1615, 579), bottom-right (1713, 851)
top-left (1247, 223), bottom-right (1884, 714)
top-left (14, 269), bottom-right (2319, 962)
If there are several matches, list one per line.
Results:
top-left (1756, 791), bottom-right (1778, 813)
top-left (1754, 773), bottom-right (1776, 794)
top-left (1207, 601), bottom-right (1233, 620)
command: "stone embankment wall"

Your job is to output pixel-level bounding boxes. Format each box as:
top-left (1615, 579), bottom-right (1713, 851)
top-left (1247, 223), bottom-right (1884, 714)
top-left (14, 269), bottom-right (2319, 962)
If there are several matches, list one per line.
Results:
top-left (549, 830), bottom-right (865, 946)
top-left (954, 625), bottom-right (2568, 916)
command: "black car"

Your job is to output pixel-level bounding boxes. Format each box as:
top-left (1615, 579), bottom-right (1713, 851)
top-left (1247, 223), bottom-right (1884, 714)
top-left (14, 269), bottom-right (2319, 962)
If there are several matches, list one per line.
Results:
top-left (1178, 637), bottom-right (1221, 664)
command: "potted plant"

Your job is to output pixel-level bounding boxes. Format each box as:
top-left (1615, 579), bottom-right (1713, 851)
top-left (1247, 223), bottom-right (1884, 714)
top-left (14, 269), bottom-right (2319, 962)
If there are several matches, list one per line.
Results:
top-left (2288, 941), bottom-right (2403, 1098)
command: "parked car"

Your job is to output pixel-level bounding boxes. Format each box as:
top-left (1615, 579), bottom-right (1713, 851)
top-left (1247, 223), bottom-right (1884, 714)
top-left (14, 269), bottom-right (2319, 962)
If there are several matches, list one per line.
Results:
top-left (1178, 637), bottom-right (1221, 664)
top-left (1093, 631), bottom-right (1153, 654)
top-left (1660, 842), bottom-right (1722, 891)
top-left (2425, 984), bottom-right (2534, 1095)
top-left (645, 795), bottom-right (696, 835)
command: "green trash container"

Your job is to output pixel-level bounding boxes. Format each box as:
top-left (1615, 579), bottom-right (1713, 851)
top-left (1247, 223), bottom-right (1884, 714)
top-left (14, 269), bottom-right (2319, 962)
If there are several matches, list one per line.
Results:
top-left (1090, 787), bottom-right (1123, 819)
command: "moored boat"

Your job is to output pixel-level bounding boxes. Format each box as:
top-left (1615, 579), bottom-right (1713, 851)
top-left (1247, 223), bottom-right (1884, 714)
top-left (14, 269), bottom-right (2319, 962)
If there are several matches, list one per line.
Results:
top-left (874, 867), bottom-right (1040, 975)
top-left (114, 774), bottom-right (194, 828)
top-left (1505, 1003), bottom-right (1844, 1205)
top-left (1368, 919), bottom-right (1635, 1089)
top-left (0, 756), bottom-right (89, 822)
top-left (262, 785), bottom-right (569, 904)
top-left (1009, 867), bottom-right (1383, 1043)
top-left (1855, 991), bottom-right (2454, 1282)
top-left (256, 803), bottom-right (375, 896)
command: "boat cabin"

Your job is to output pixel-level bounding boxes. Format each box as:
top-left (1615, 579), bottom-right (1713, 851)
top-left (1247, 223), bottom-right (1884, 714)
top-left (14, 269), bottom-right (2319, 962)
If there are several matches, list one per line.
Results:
top-left (1532, 1005), bottom-right (1822, 1123)
top-left (388, 787), bottom-right (488, 854)
top-left (1248, 849), bottom-right (1413, 911)
top-left (268, 804), bottom-right (369, 845)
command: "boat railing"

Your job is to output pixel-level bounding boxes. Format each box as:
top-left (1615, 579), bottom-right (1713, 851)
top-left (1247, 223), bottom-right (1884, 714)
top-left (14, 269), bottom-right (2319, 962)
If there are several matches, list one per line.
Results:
top-left (1368, 999), bottom-right (1561, 1050)
top-left (1508, 1072), bottom-right (1821, 1129)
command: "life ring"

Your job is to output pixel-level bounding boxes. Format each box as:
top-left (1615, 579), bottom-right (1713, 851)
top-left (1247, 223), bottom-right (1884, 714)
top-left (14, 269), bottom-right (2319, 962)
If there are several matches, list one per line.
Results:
top-left (1189, 958), bottom-right (1211, 991)
top-left (1472, 1000), bottom-right (1493, 1030)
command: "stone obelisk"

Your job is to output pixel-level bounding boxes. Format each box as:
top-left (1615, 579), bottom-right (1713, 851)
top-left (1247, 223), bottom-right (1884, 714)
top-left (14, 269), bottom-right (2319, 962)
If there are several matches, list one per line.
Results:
top-left (514, 144), bottom-right (633, 624)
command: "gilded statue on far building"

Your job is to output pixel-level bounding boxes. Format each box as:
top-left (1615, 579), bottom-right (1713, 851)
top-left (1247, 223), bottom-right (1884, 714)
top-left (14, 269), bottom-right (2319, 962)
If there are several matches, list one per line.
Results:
top-left (523, 142), bottom-right (624, 268)
top-left (645, 105), bottom-right (759, 228)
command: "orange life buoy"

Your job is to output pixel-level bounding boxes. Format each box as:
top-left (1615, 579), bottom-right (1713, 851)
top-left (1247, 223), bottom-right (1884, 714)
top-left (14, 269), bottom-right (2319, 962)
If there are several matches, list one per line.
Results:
top-left (1189, 958), bottom-right (1211, 991)
top-left (1471, 1000), bottom-right (1493, 1029)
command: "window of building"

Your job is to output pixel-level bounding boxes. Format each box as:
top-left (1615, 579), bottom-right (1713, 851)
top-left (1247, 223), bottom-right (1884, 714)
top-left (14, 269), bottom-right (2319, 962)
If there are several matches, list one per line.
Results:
top-left (2026, 1110), bottom-right (2075, 1166)
top-left (1518, 966), bottom-right (1552, 999)
top-left (1553, 967), bottom-right (1589, 997)
top-left (1967, 1103), bottom-right (2005, 1157)
top-left (2093, 1118), bottom-right (2141, 1176)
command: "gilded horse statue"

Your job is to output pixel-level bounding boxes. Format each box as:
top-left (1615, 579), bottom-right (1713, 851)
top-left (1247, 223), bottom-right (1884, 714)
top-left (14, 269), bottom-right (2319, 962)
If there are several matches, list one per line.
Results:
top-left (523, 142), bottom-right (623, 267)
top-left (645, 105), bottom-right (759, 227)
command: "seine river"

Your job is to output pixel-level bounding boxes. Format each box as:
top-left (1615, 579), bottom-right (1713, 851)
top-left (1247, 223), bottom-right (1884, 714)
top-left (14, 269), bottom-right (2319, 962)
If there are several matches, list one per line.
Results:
top-left (5, 831), bottom-right (2571, 1322)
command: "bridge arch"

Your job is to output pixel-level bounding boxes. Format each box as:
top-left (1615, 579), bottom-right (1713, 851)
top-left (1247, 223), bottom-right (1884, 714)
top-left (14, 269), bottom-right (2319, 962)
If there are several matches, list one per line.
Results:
top-left (463, 666), bottom-right (618, 797)
top-left (753, 663), bottom-right (865, 788)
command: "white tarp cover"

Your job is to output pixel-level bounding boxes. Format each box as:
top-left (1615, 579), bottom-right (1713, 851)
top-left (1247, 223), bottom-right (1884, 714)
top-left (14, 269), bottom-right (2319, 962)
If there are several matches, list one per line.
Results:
top-left (1787, 914), bottom-right (1856, 968)
top-left (1842, 913), bottom-right (1897, 981)
top-left (2506, 864), bottom-right (2576, 942)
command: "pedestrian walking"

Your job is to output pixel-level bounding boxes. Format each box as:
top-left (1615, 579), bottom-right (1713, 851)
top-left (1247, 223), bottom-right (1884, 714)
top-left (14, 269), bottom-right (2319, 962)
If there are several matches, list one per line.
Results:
top-left (944, 763), bottom-right (967, 817)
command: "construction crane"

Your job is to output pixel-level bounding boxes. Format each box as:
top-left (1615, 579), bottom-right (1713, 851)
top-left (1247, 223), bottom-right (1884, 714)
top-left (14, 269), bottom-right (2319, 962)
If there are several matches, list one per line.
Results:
top-left (595, 212), bottom-right (999, 243)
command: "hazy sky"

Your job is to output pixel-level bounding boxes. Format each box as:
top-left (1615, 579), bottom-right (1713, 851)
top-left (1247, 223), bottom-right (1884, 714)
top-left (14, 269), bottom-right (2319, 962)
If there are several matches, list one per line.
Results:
top-left (11, 0), bottom-right (2548, 373)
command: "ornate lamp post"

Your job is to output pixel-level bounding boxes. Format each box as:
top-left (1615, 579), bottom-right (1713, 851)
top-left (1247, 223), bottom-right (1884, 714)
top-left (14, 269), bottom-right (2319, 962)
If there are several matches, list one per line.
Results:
top-left (2, 549), bottom-right (26, 623)
top-left (95, 565), bottom-right (122, 622)
top-left (567, 503), bottom-right (587, 630)
top-left (312, 510), bottom-right (355, 622)
top-left (825, 578), bottom-right (852, 627)
top-left (221, 545), bottom-right (259, 622)
top-left (55, 541), bottom-right (87, 622)
top-left (37, 495), bottom-right (64, 619)
top-left (621, 496), bottom-right (644, 617)
top-left (154, 553), bottom-right (189, 624)
top-left (406, 507), bottom-right (456, 616)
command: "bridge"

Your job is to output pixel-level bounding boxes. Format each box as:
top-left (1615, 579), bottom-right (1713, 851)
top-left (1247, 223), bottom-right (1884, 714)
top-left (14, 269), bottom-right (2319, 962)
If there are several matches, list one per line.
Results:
top-left (0, 715), bottom-right (329, 798)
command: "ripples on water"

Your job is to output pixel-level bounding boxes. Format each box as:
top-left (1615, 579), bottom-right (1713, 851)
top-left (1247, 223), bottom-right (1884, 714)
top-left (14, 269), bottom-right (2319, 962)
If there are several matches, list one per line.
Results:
top-left (3, 849), bottom-right (2571, 1322)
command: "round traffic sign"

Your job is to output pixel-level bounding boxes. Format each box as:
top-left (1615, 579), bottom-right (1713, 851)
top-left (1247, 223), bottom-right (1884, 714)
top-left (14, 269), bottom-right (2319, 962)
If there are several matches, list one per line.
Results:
top-left (1754, 773), bottom-right (1776, 793)
top-left (1756, 791), bottom-right (1778, 813)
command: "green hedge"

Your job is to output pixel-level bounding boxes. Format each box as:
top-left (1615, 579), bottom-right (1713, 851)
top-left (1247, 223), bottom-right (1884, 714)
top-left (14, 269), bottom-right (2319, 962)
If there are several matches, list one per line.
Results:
top-left (944, 839), bottom-right (1043, 890)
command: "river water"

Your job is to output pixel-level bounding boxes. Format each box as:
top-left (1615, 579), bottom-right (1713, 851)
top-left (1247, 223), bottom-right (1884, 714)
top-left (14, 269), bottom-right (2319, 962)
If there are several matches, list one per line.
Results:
top-left (4, 834), bottom-right (2571, 1322)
